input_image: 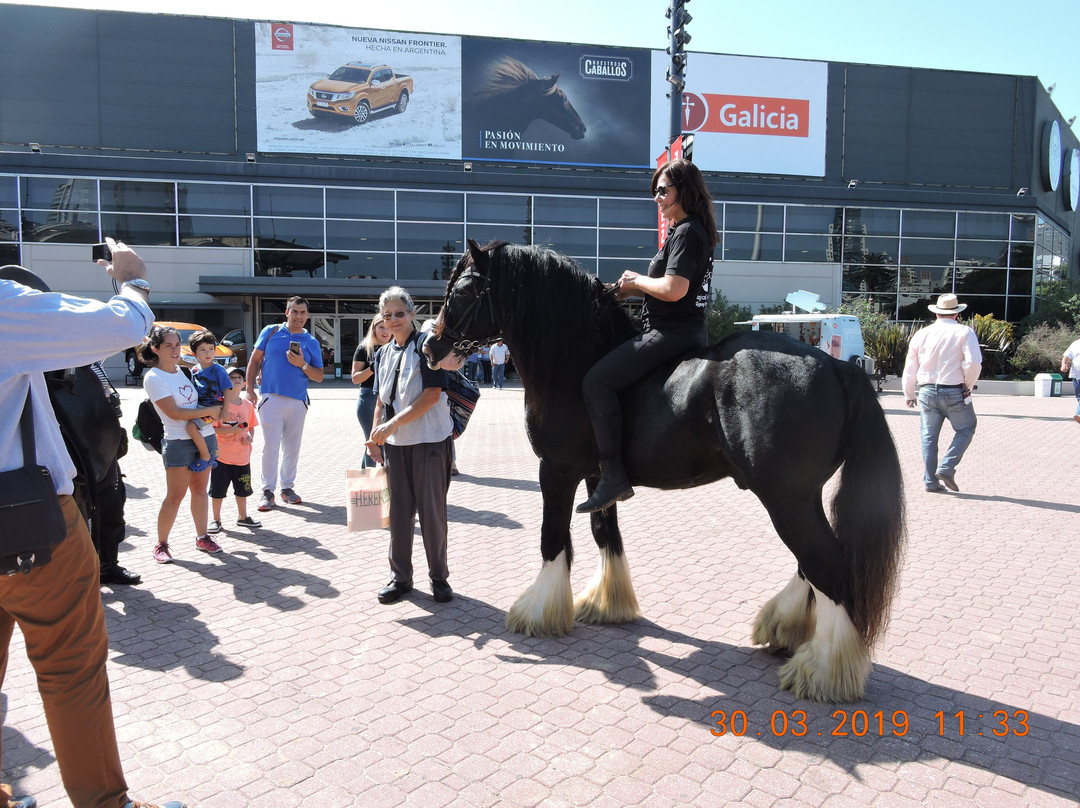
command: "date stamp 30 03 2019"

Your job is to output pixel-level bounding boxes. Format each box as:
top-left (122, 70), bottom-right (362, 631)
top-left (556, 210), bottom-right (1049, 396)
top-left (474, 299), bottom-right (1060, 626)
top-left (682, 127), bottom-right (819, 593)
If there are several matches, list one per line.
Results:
top-left (709, 708), bottom-right (1030, 738)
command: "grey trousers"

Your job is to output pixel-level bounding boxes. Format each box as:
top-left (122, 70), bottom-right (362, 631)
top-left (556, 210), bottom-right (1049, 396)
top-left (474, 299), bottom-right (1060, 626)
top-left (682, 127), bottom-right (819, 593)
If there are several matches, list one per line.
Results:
top-left (385, 437), bottom-right (452, 585)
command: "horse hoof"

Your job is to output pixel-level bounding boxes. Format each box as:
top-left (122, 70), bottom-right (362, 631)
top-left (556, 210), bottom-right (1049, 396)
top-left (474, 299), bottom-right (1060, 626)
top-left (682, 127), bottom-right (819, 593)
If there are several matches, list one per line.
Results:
top-left (573, 547), bottom-right (641, 625)
top-left (506, 550), bottom-right (574, 637)
top-left (752, 572), bottom-right (815, 654)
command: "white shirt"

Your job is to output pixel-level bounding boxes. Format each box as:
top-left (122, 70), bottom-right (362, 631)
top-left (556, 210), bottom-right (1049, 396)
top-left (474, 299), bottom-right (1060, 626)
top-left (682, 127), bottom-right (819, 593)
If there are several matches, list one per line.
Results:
top-left (902, 317), bottom-right (983, 401)
top-left (1062, 338), bottom-right (1080, 380)
top-left (490, 343), bottom-right (510, 365)
top-left (143, 367), bottom-right (215, 441)
top-left (0, 282), bottom-right (153, 495)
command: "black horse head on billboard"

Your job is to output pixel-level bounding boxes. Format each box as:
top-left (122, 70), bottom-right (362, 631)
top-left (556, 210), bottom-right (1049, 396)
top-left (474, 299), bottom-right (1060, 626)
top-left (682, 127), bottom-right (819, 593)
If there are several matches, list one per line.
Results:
top-left (471, 57), bottom-right (586, 140)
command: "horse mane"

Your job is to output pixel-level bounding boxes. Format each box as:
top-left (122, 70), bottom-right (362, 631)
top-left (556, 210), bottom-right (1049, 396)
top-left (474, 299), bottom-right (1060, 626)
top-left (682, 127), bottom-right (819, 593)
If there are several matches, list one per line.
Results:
top-left (474, 57), bottom-right (546, 102)
top-left (443, 242), bottom-right (637, 393)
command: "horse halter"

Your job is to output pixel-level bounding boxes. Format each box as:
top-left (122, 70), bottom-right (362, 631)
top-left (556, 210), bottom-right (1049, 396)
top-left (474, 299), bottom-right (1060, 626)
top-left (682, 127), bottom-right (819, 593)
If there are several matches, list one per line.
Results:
top-left (441, 268), bottom-right (500, 353)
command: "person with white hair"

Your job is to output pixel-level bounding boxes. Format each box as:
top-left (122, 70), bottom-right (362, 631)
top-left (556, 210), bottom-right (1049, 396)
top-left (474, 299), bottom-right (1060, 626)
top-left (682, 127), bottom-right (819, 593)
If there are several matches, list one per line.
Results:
top-left (902, 293), bottom-right (983, 493)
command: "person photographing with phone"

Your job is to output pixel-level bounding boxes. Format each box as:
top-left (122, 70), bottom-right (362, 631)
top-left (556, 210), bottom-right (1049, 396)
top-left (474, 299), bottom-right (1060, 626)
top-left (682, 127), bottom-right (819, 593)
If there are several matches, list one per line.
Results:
top-left (245, 296), bottom-right (324, 511)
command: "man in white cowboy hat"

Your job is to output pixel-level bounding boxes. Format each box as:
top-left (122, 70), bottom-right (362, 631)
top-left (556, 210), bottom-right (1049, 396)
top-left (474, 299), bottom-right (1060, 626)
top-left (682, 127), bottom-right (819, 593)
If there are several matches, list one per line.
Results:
top-left (902, 293), bottom-right (983, 492)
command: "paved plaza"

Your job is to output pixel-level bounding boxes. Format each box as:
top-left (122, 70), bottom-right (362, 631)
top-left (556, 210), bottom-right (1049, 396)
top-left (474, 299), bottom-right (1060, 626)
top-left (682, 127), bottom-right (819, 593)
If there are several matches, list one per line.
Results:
top-left (4, 379), bottom-right (1079, 807)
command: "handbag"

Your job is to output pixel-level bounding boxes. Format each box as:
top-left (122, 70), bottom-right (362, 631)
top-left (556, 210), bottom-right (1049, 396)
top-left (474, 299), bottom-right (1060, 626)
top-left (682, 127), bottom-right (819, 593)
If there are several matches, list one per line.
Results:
top-left (346, 467), bottom-right (391, 531)
top-left (445, 371), bottom-right (481, 439)
top-left (0, 389), bottom-right (68, 574)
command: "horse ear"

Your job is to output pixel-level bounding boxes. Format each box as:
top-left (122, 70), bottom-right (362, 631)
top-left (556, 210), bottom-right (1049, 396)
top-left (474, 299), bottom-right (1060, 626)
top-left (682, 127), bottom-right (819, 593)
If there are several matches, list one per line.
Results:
top-left (467, 239), bottom-right (486, 268)
top-left (537, 73), bottom-right (560, 94)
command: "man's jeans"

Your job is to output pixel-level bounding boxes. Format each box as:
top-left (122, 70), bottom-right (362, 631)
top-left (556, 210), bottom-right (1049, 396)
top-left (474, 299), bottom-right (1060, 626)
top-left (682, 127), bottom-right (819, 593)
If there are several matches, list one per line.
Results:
top-left (492, 363), bottom-right (506, 388)
top-left (918, 385), bottom-right (977, 487)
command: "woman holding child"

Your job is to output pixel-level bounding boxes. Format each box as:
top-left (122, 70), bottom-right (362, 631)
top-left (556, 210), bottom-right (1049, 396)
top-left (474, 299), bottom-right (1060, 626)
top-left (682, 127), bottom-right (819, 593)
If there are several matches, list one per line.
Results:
top-left (139, 325), bottom-right (224, 563)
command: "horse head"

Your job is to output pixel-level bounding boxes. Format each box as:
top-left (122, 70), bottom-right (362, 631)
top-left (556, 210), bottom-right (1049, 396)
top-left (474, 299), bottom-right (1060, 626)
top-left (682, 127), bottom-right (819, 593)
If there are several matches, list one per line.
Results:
top-left (424, 239), bottom-right (504, 371)
top-left (533, 73), bottom-right (586, 140)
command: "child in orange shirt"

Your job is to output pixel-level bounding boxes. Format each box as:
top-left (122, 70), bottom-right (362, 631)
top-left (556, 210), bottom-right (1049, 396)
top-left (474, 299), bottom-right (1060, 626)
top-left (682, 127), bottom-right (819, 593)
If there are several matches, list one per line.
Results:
top-left (208, 367), bottom-right (260, 532)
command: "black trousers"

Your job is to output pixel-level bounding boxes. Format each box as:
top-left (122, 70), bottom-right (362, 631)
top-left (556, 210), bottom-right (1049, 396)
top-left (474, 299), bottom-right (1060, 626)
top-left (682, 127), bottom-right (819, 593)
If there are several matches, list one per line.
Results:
top-left (582, 328), bottom-right (705, 460)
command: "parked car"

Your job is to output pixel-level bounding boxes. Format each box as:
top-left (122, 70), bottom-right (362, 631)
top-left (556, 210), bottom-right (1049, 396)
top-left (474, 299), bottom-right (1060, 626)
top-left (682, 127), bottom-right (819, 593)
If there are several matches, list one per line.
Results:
top-left (125, 321), bottom-right (237, 377)
top-left (220, 329), bottom-right (248, 368)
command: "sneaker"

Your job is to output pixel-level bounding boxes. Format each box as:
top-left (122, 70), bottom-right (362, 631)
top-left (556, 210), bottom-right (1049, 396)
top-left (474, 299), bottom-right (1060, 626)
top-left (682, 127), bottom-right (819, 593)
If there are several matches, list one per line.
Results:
top-left (153, 543), bottom-right (173, 564)
top-left (122, 800), bottom-right (186, 808)
top-left (195, 535), bottom-right (222, 554)
top-left (236, 516), bottom-right (262, 528)
top-left (207, 519), bottom-right (223, 534)
top-left (280, 488), bottom-right (302, 505)
top-left (257, 490), bottom-right (275, 512)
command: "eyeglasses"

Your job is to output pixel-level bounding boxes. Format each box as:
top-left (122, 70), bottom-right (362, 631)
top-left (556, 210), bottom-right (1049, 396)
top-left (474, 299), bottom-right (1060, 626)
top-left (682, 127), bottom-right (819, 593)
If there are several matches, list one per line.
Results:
top-left (381, 310), bottom-right (409, 320)
top-left (653, 184), bottom-right (674, 198)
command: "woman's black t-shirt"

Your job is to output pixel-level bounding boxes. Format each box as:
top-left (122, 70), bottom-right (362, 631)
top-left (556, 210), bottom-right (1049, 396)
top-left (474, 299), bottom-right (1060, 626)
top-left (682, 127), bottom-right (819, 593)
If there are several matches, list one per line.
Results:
top-left (642, 215), bottom-right (714, 338)
top-left (352, 343), bottom-right (376, 389)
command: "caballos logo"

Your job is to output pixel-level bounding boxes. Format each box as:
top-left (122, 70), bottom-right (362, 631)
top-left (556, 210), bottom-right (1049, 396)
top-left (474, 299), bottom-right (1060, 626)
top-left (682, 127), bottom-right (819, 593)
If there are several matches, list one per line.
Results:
top-left (271, 23), bottom-right (294, 51)
top-left (579, 55), bottom-right (632, 81)
top-left (682, 92), bottom-right (809, 138)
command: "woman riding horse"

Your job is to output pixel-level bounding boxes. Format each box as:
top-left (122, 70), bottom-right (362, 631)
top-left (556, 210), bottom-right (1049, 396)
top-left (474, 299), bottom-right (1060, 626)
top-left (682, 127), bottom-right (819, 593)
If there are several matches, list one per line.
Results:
top-left (578, 158), bottom-right (718, 513)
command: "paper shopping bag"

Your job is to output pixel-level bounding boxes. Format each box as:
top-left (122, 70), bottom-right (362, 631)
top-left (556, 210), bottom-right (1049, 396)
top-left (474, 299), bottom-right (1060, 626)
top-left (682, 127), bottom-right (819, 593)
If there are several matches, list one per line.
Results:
top-left (346, 467), bottom-right (390, 531)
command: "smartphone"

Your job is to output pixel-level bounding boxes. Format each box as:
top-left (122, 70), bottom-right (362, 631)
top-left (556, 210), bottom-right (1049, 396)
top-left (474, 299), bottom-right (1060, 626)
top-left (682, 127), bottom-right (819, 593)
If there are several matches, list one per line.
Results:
top-left (289, 341), bottom-right (301, 355)
top-left (92, 242), bottom-right (112, 262)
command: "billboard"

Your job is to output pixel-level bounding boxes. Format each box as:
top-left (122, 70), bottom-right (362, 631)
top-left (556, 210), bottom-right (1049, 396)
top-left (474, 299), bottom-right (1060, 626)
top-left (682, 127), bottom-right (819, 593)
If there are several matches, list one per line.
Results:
top-left (255, 22), bottom-right (462, 159)
top-left (651, 53), bottom-right (828, 177)
top-left (462, 39), bottom-right (652, 168)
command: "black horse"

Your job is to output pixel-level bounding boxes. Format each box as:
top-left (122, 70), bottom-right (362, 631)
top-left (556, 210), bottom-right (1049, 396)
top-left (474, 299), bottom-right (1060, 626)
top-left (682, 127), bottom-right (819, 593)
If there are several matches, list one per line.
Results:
top-left (470, 57), bottom-right (586, 140)
top-left (424, 241), bottom-right (905, 703)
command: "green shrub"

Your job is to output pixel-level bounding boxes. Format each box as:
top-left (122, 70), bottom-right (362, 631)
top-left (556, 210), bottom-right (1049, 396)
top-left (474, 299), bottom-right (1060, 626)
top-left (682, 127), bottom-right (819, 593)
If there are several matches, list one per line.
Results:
top-left (1008, 323), bottom-right (1075, 376)
top-left (864, 322), bottom-right (917, 376)
top-left (706, 293), bottom-right (752, 343)
top-left (969, 314), bottom-right (1014, 377)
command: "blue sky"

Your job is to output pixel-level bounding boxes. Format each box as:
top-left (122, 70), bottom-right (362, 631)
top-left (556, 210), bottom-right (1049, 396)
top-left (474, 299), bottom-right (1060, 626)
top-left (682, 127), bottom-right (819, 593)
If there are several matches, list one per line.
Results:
top-left (8, 0), bottom-right (1079, 130)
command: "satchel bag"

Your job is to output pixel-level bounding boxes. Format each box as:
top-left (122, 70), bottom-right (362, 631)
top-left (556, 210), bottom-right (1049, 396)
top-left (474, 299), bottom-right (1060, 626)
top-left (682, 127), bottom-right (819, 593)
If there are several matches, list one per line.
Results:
top-left (0, 390), bottom-right (68, 574)
top-left (445, 371), bottom-right (481, 439)
top-left (346, 467), bottom-right (391, 531)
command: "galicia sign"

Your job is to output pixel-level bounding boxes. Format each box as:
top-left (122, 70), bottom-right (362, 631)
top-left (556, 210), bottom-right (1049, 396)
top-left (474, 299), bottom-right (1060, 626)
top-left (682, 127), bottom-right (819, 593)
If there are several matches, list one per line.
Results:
top-left (682, 93), bottom-right (810, 138)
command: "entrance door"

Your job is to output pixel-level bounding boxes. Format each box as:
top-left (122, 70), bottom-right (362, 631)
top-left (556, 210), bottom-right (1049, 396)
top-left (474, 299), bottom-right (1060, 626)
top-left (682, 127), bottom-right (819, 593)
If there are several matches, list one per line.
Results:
top-left (308, 315), bottom-right (363, 379)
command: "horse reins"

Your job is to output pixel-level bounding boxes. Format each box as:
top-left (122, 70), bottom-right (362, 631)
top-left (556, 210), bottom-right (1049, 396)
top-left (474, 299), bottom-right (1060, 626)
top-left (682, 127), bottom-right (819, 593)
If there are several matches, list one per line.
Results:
top-left (440, 267), bottom-right (502, 353)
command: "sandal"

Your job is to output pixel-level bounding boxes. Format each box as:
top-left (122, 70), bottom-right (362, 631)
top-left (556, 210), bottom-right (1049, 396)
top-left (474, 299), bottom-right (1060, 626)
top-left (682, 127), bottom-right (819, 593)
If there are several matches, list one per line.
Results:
top-left (188, 456), bottom-right (216, 473)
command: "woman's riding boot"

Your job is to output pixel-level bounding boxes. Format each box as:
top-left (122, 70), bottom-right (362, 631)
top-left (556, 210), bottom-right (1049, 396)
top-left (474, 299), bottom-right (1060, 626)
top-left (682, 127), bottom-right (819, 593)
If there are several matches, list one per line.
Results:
top-left (576, 458), bottom-right (634, 513)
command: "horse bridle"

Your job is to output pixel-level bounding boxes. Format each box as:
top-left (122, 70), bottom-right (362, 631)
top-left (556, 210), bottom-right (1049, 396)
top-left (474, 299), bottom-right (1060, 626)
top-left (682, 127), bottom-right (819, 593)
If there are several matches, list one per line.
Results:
top-left (440, 267), bottom-right (501, 353)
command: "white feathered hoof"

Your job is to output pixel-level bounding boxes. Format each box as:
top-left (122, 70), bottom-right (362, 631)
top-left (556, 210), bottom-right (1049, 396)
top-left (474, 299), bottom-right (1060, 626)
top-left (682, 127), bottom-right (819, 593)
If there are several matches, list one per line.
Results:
top-left (752, 572), bottom-right (815, 654)
top-left (506, 550), bottom-right (575, 637)
top-left (777, 585), bottom-right (871, 703)
top-left (574, 547), bottom-right (640, 625)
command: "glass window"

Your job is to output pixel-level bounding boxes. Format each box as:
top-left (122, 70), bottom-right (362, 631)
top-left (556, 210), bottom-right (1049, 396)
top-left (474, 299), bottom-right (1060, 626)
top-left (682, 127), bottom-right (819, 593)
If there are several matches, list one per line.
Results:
top-left (1010, 214), bottom-right (1035, 242)
top-left (900, 238), bottom-right (954, 266)
top-left (957, 212), bottom-right (1009, 240)
top-left (1007, 296), bottom-right (1033, 320)
top-left (179, 216), bottom-right (251, 247)
top-left (178, 183), bottom-right (251, 216)
top-left (785, 206), bottom-right (842, 235)
top-left (327, 252), bottom-right (396, 280)
top-left (572, 256), bottom-right (597, 275)
top-left (326, 187), bottom-right (394, 220)
top-left (397, 222), bottom-right (463, 254)
top-left (599, 229), bottom-right (656, 260)
top-left (898, 266), bottom-right (951, 295)
top-left (1009, 243), bottom-right (1033, 269)
top-left (467, 193), bottom-right (531, 225)
top-left (962, 295), bottom-right (1006, 319)
top-left (253, 217), bottom-right (325, 249)
top-left (534, 196), bottom-right (597, 227)
top-left (1008, 268), bottom-right (1033, 295)
top-left (533, 225), bottom-right (596, 257)
top-left (844, 208), bottom-right (900, 236)
top-left (598, 258), bottom-right (649, 284)
top-left (100, 180), bottom-right (175, 213)
top-left (0, 210), bottom-right (18, 241)
top-left (956, 267), bottom-right (1007, 295)
top-left (954, 240), bottom-right (1007, 267)
top-left (0, 177), bottom-right (17, 208)
top-left (843, 235), bottom-right (899, 265)
top-left (20, 210), bottom-right (99, 243)
top-left (21, 177), bottom-right (97, 211)
top-left (254, 249), bottom-right (326, 278)
top-left (397, 191), bottom-right (463, 222)
top-left (599, 197), bottom-right (656, 229)
top-left (725, 203), bottom-right (783, 233)
top-left (723, 232), bottom-right (782, 261)
top-left (0, 243), bottom-right (18, 266)
top-left (100, 213), bottom-right (176, 246)
top-left (253, 185), bottom-right (323, 218)
top-left (326, 219), bottom-right (395, 252)
top-left (466, 223), bottom-right (530, 246)
top-left (784, 234), bottom-right (833, 263)
top-left (397, 252), bottom-right (453, 281)
top-left (843, 266), bottom-right (898, 294)
top-left (901, 210), bottom-right (955, 238)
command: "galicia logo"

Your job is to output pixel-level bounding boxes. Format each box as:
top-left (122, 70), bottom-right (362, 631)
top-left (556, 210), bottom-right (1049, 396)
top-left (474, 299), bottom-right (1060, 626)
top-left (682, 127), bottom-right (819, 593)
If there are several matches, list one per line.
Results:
top-left (272, 24), bottom-right (294, 51)
top-left (683, 92), bottom-right (809, 138)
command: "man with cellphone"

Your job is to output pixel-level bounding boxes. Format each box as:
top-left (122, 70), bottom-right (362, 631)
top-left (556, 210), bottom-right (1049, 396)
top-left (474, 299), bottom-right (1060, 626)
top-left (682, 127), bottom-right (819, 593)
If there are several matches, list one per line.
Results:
top-left (245, 296), bottom-right (324, 511)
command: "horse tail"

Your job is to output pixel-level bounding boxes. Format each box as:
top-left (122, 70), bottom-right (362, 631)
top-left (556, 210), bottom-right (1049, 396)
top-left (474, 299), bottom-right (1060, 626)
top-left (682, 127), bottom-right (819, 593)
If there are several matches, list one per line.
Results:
top-left (831, 368), bottom-right (905, 649)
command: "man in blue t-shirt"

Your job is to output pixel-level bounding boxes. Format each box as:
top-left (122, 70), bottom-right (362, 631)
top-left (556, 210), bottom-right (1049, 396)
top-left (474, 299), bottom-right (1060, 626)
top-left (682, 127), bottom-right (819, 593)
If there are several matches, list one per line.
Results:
top-left (245, 296), bottom-right (324, 511)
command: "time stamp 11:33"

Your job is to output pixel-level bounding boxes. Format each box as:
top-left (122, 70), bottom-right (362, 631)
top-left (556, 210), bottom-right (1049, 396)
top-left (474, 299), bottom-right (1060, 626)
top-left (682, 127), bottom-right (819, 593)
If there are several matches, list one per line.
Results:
top-left (709, 708), bottom-right (1029, 738)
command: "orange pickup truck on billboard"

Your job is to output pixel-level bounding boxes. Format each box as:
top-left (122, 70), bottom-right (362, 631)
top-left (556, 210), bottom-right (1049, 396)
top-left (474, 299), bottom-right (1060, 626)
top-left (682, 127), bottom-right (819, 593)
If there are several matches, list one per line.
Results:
top-left (306, 63), bottom-right (413, 124)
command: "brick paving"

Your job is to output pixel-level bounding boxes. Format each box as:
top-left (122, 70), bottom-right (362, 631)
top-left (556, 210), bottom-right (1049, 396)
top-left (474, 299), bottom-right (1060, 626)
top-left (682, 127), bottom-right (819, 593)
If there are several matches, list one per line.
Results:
top-left (4, 380), bottom-right (1079, 807)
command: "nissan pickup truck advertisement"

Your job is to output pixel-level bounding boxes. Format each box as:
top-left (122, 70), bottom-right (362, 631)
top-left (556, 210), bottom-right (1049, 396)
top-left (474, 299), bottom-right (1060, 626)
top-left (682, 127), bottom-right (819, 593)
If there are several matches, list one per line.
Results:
top-left (461, 39), bottom-right (651, 168)
top-left (255, 22), bottom-right (462, 159)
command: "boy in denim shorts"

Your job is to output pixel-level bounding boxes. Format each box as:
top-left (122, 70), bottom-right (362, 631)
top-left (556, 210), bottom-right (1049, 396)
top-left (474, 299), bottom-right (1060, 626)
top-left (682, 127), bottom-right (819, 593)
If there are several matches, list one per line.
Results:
top-left (208, 368), bottom-right (261, 533)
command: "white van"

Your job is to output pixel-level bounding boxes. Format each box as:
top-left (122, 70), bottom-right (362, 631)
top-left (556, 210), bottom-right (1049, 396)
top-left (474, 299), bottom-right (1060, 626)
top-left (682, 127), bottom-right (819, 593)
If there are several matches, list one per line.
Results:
top-left (743, 313), bottom-right (872, 373)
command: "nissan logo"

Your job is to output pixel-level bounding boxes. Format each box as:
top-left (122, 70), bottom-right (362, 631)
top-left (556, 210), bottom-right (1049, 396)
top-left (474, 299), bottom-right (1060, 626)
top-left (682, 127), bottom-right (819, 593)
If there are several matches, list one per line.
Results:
top-left (273, 26), bottom-right (292, 44)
